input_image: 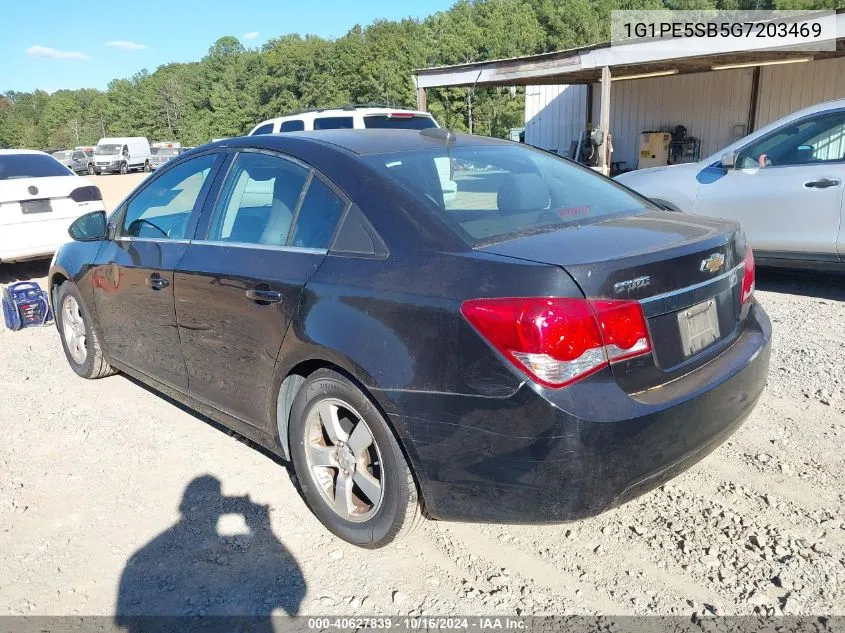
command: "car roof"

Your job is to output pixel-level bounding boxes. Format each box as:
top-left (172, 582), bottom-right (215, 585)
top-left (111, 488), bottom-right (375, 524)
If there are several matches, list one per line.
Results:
top-left (0, 149), bottom-right (50, 156)
top-left (259, 107), bottom-right (432, 125)
top-left (219, 129), bottom-right (512, 156)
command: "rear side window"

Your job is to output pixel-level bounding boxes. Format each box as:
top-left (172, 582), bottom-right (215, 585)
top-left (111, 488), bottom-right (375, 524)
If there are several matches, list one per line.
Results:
top-left (365, 145), bottom-right (652, 246)
top-left (123, 154), bottom-right (217, 239)
top-left (313, 116), bottom-right (353, 130)
top-left (251, 123), bottom-right (275, 135)
top-left (364, 115), bottom-right (437, 130)
top-left (280, 120), bottom-right (305, 132)
top-left (289, 177), bottom-right (347, 249)
top-left (0, 154), bottom-right (72, 180)
top-left (208, 152), bottom-right (308, 246)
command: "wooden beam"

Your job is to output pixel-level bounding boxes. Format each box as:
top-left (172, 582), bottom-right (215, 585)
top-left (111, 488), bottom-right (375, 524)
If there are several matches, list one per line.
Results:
top-left (416, 86), bottom-right (427, 111)
top-left (597, 66), bottom-right (611, 174)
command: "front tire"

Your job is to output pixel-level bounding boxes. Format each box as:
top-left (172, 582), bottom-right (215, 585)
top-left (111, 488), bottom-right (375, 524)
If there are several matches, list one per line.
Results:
top-left (143, 161), bottom-right (151, 173)
top-left (289, 369), bottom-right (422, 548)
top-left (56, 282), bottom-right (116, 380)
top-left (119, 162), bottom-right (128, 175)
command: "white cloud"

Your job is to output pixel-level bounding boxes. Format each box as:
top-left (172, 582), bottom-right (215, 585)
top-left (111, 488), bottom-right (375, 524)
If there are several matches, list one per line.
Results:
top-left (105, 40), bottom-right (148, 50)
top-left (25, 45), bottom-right (90, 60)
top-left (243, 31), bottom-right (259, 40)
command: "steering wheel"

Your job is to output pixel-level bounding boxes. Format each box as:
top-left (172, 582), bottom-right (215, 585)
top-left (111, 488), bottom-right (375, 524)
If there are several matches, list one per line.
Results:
top-left (127, 218), bottom-right (168, 238)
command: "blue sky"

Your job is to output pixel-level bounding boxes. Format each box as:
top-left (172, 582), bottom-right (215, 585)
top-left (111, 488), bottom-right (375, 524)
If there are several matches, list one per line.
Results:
top-left (1, 0), bottom-right (454, 93)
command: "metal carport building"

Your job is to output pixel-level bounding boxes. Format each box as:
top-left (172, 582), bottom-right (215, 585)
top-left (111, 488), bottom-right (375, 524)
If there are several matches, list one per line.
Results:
top-left (413, 12), bottom-right (845, 174)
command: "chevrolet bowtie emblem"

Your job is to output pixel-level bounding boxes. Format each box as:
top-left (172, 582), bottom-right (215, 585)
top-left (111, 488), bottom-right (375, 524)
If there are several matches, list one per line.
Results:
top-left (700, 252), bottom-right (725, 274)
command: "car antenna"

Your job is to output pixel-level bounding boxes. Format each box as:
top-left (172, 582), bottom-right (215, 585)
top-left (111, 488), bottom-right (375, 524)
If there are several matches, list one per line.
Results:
top-left (419, 128), bottom-right (456, 146)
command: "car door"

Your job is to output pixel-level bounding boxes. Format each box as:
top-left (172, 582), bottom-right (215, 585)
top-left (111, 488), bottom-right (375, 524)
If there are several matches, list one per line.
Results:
top-left (92, 152), bottom-right (224, 389)
top-left (694, 109), bottom-right (845, 260)
top-left (71, 151), bottom-right (85, 173)
top-left (174, 149), bottom-right (348, 427)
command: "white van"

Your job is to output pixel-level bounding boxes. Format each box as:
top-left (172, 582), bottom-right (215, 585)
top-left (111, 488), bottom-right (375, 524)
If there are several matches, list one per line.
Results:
top-left (93, 137), bottom-right (152, 175)
top-left (248, 106), bottom-right (438, 135)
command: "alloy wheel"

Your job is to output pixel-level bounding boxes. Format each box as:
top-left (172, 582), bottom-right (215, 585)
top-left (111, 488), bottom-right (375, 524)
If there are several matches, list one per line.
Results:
top-left (61, 295), bottom-right (87, 365)
top-left (303, 398), bottom-right (384, 522)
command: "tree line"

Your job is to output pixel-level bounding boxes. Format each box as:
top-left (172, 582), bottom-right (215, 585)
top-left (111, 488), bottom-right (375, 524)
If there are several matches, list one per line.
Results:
top-left (0, 0), bottom-right (835, 149)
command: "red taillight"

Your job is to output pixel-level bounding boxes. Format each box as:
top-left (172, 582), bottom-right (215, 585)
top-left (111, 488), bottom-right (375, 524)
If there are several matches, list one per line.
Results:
top-left (461, 297), bottom-right (652, 389)
top-left (741, 246), bottom-right (755, 304)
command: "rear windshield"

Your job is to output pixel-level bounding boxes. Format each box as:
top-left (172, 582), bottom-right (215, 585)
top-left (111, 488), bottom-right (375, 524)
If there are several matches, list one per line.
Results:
top-left (313, 116), bottom-right (354, 130)
top-left (52, 151), bottom-right (71, 160)
top-left (364, 115), bottom-right (437, 130)
top-left (0, 154), bottom-right (73, 180)
top-left (364, 144), bottom-right (653, 246)
top-left (152, 147), bottom-right (180, 156)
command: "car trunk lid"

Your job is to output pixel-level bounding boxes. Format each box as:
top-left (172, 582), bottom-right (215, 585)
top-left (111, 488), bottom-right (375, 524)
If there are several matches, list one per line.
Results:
top-left (478, 211), bottom-right (748, 391)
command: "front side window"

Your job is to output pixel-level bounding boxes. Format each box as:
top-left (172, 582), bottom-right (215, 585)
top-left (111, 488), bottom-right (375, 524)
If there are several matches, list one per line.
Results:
top-left (365, 144), bottom-right (653, 246)
top-left (313, 116), bottom-right (353, 130)
top-left (738, 111), bottom-right (845, 168)
top-left (122, 154), bottom-right (217, 239)
top-left (251, 123), bottom-right (275, 135)
top-left (208, 152), bottom-right (308, 246)
top-left (280, 120), bottom-right (305, 132)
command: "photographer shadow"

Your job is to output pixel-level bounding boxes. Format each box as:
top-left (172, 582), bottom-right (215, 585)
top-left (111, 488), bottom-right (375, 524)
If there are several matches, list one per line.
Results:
top-left (115, 475), bottom-right (305, 632)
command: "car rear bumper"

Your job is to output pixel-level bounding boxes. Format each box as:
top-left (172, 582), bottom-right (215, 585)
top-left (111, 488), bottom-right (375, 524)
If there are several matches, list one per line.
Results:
top-left (384, 302), bottom-right (771, 523)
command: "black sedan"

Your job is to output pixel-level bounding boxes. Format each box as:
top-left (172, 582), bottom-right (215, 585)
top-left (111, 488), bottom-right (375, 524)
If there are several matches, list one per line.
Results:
top-left (49, 129), bottom-right (771, 548)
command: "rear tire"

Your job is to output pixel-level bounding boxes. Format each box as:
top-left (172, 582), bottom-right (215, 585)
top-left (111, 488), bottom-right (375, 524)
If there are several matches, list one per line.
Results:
top-left (56, 282), bottom-right (116, 380)
top-left (289, 368), bottom-right (422, 548)
top-left (87, 164), bottom-right (94, 175)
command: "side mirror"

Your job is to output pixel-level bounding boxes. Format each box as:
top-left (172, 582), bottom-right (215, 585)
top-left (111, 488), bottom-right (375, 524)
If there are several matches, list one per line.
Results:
top-left (68, 210), bottom-right (107, 241)
top-left (720, 151), bottom-right (737, 169)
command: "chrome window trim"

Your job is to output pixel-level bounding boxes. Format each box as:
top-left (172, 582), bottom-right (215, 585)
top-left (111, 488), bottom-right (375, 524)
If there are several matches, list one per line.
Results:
top-left (640, 261), bottom-right (744, 318)
top-left (188, 239), bottom-right (327, 255)
top-left (114, 236), bottom-right (192, 245)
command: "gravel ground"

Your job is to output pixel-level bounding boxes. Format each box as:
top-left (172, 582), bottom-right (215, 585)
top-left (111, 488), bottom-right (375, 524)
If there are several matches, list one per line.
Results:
top-left (0, 255), bottom-right (843, 618)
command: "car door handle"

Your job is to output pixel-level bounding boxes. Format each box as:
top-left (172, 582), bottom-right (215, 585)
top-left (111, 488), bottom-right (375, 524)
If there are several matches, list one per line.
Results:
top-left (146, 275), bottom-right (170, 291)
top-left (804, 178), bottom-right (841, 189)
top-left (245, 288), bottom-right (282, 304)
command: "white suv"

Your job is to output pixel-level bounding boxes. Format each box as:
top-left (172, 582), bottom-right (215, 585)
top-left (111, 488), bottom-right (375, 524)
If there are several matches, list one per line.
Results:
top-left (248, 107), bottom-right (456, 202)
top-left (248, 106), bottom-right (438, 135)
top-left (615, 99), bottom-right (845, 271)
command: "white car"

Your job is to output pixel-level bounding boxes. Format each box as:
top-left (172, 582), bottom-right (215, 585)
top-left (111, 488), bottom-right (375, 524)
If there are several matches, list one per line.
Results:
top-left (615, 99), bottom-right (845, 271)
top-left (248, 106), bottom-right (439, 135)
top-left (0, 150), bottom-right (105, 263)
top-left (248, 106), bottom-right (458, 202)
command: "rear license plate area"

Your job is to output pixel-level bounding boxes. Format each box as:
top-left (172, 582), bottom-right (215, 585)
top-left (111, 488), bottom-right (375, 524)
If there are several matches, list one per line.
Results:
top-left (678, 298), bottom-right (720, 357)
top-left (21, 199), bottom-right (52, 214)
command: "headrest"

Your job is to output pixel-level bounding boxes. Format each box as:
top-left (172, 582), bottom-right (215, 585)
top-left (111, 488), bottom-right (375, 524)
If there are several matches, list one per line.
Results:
top-left (497, 173), bottom-right (549, 212)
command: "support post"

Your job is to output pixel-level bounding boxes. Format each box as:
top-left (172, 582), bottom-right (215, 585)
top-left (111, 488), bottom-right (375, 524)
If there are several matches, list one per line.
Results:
top-left (416, 86), bottom-right (427, 112)
top-left (597, 65), bottom-right (611, 175)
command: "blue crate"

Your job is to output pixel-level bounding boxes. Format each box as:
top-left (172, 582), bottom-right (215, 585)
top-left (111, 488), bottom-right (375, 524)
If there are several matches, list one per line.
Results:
top-left (2, 282), bottom-right (53, 331)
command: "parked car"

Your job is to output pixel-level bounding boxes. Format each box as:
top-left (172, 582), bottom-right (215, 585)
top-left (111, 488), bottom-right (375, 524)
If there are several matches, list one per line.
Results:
top-left (248, 106), bottom-right (438, 135)
top-left (615, 99), bottom-right (845, 271)
top-left (93, 137), bottom-right (152, 175)
top-left (0, 149), bottom-right (104, 262)
top-left (150, 142), bottom-right (182, 170)
top-left (49, 130), bottom-right (771, 547)
top-left (52, 149), bottom-right (95, 175)
top-left (249, 107), bottom-right (457, 203)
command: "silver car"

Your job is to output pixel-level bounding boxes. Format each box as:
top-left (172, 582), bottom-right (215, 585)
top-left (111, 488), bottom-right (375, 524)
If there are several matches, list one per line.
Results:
top-left (51, 150), bottom-right (94, 175)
